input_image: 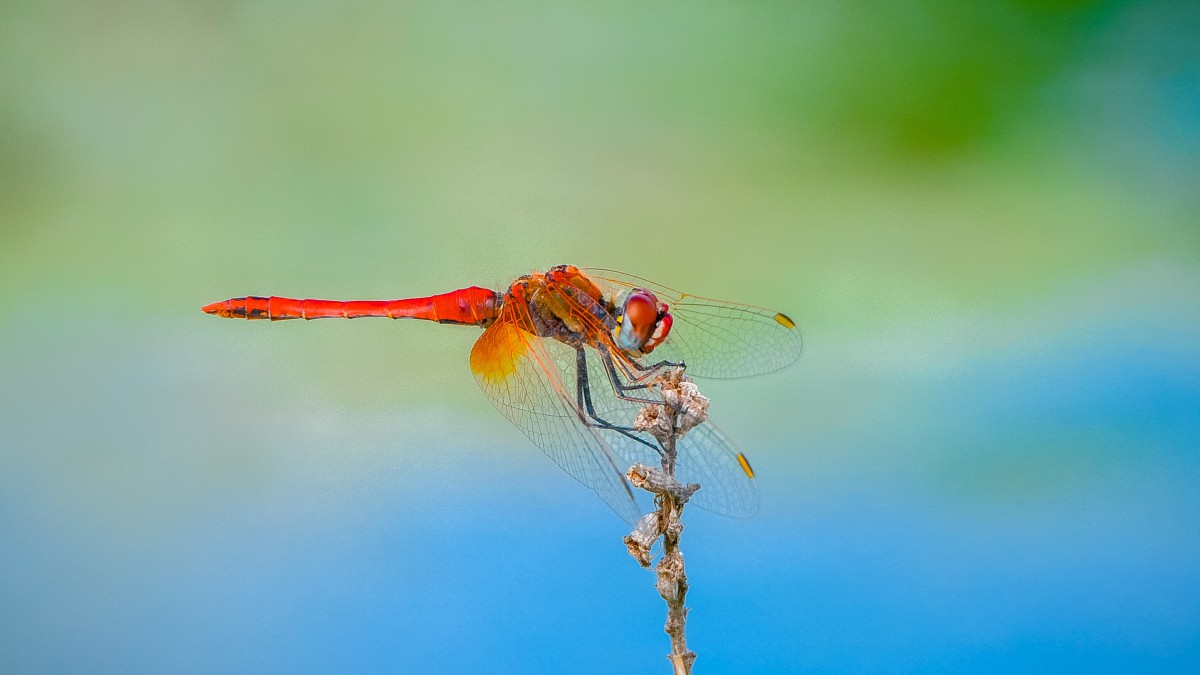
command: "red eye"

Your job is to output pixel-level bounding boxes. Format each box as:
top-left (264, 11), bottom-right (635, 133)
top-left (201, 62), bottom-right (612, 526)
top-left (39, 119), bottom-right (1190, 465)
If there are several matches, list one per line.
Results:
top-left (624, 291), bottom-right (656, 325)
top-left (615, 290), bottom-right (661, 353)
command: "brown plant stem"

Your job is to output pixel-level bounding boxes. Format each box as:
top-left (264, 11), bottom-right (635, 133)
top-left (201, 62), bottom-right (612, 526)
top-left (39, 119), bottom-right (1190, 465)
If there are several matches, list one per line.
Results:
top-left (623, 368), bottom-right (707, 675)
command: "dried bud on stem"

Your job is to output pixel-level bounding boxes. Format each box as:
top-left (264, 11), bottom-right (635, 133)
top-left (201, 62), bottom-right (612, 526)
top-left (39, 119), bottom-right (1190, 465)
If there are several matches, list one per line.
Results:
top-left (623, 367), bottom-right (707, 675)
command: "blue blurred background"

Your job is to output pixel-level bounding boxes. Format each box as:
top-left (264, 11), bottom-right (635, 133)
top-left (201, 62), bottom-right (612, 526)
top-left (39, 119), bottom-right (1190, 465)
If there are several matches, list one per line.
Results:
top-left (2, 1), bottom-right (1198, 672)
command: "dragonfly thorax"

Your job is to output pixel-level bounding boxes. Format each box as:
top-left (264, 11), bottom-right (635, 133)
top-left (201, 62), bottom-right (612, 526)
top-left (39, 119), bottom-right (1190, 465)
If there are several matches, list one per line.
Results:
top-left (519, 280), bottom-right (595, 349)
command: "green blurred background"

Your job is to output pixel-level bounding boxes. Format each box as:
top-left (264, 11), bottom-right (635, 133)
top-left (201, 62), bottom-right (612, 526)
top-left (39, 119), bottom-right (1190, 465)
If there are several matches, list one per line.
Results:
top-left (2, 1), bottom-right (1197, 672)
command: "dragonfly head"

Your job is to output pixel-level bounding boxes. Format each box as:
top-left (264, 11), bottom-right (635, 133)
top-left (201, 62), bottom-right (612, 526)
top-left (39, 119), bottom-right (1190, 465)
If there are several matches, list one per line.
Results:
top-left (614, 290), bottom-right (673, 356)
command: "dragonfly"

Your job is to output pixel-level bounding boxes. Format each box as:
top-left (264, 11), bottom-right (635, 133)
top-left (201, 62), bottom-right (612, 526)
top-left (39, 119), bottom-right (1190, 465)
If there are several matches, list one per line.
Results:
top-left (202, 264), bottom-right (801, 525)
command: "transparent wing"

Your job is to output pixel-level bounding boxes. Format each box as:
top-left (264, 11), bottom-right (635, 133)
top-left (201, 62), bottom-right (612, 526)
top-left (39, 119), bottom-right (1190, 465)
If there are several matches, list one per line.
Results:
top-left (573, 345), bottom-right (760, 518)
top-left (584, 267), bottom-right (803, 379)
top-left (676, 423), bottom-right (760, 517)
top-left (469, 299), bottom-right (643, 525)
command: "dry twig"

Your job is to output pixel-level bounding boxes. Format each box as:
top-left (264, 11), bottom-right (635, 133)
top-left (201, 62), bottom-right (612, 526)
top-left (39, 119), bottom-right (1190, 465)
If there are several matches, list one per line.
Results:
top-left (623, 368), bottom-right (708, 675)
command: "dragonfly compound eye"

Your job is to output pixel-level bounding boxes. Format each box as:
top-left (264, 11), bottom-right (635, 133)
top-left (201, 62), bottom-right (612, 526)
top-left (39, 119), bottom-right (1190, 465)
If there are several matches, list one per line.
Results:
top-left (616, 290), bottom-right (659, 354)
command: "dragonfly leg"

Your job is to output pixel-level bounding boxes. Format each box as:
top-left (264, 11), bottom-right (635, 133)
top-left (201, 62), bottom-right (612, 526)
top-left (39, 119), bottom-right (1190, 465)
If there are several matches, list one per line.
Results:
top-left (598, 348), bottom-right (683, 413)
top-left (619, 357), bottom-right (687, 385)
top-left (627, 357), bottom-right (686, 373)
top-left (574, 348), bottom-right (663, 455)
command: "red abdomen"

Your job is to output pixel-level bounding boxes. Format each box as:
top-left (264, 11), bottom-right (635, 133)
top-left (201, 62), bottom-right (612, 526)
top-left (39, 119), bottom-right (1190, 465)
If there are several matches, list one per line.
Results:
top-left (202, 287), bottom-right (500, 326)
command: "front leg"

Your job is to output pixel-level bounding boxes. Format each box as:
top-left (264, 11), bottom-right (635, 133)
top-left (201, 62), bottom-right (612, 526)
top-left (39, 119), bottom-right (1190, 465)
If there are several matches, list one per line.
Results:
top-left (597, 347), bottom-right (685, 413)
top-left (626, 357), bottom-right (686, 377)
top-left (574, 347), bottom-right (661, 455)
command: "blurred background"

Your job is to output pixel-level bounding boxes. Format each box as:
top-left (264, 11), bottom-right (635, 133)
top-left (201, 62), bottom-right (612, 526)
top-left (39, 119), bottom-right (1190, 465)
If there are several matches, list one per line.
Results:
top-left (1, 1), bottom-right (1197, 672)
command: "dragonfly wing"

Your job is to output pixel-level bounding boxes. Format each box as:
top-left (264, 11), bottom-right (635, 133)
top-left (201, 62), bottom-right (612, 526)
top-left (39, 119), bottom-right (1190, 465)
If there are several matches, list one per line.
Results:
top-left (583, 268), bottom-right (803, 379)
top-left (576, 349), bottom-right (760, 518)
top-left (469, 300), bottom-right (643, 525)
top-left (674, 422), bottom-right (760, 517)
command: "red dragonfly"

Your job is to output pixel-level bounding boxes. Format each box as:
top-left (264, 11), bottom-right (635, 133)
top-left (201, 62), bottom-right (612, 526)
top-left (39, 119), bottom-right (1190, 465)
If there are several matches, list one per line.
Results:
top-left (203, 265), bottom-right (801, 524)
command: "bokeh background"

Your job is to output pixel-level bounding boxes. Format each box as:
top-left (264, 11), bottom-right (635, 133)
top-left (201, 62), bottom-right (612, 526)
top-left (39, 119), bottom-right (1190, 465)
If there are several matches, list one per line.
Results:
top-left (2, 1), bottom-right (1198, 672)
